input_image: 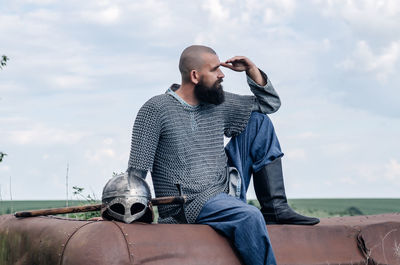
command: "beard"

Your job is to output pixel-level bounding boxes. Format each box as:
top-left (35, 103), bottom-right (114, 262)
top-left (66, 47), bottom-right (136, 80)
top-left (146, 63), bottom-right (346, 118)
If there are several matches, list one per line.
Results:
top-left (194, 78), bottom-right (225, 105)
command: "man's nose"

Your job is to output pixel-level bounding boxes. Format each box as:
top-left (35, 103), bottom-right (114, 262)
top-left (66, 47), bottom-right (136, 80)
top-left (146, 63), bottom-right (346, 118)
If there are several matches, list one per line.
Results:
top-left (218, 69), bottom-right (225, 79)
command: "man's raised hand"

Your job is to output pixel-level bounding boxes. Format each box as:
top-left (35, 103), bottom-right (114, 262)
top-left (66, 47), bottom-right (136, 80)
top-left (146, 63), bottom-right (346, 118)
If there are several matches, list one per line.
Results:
top-left (220, 56), bottom-right (256, 72)
top-left (221, 56), bottom-right (266, 86)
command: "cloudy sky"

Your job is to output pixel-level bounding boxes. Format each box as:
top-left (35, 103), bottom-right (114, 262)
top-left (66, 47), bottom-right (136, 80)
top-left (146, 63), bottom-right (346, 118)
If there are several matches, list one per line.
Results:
top-left (1, 0), bottom-right (399, 200)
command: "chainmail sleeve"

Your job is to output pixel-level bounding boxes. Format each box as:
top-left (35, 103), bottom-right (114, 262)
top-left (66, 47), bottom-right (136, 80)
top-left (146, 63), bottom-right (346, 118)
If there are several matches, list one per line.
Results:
top-left (248, 70), bottom-right (281, 114)
top-left (128, 96), bottom-right (162, 172)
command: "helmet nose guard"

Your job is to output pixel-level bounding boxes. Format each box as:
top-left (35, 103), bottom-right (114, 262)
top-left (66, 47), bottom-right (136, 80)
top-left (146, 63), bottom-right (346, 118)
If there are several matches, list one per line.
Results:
top-left (101, 172), bottom-right (152, 223)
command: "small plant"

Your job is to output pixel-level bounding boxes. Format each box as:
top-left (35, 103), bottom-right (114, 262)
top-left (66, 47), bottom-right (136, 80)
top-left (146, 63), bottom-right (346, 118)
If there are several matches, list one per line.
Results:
top-left (72, 186), bottom-right (98, 204)
top-left (112, 171), bottom-right (124, 177)
top-left (0, 152), bottom-right (7, 163)
top-left (69, 186), bottom-right (100, 220)
top-left (0, 55), bottom-right (9, 70)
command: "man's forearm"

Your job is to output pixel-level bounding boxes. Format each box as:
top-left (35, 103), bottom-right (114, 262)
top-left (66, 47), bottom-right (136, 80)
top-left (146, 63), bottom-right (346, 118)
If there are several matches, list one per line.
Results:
top-left (247, 70), bottom-right (281, 114)
top-left (246, 66), bottom-right (266, 86)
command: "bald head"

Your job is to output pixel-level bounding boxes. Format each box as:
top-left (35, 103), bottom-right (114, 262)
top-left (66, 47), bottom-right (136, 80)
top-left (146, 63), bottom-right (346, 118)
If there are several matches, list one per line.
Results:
top-left (179, 45), bottom-right (217, 83)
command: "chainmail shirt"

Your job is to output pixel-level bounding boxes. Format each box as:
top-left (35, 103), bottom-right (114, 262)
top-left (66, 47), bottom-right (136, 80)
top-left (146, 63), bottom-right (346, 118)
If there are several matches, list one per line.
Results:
top-left (128, 72), bottom-right (280, 224)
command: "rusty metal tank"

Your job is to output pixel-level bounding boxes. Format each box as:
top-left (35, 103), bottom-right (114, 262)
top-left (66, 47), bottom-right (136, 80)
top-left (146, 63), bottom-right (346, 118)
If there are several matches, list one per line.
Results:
top-left (0, 214), bottom-right (242, 265)
top-left (1, 213), bottom-right (400, 265)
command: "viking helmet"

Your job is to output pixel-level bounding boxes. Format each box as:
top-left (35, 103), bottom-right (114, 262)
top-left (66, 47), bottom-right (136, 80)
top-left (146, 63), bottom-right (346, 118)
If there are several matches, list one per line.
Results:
top-left (101, 172), bottom-right (153, 223)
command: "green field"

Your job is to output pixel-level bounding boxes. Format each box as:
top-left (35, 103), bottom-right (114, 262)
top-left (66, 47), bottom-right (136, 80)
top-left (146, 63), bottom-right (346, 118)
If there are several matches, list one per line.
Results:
top-left (249, 198), bottom-right (400, 218)
top-left (0, 200), bottom-right (97, 215)
top-left (1, 199), bottom-right (399, 220)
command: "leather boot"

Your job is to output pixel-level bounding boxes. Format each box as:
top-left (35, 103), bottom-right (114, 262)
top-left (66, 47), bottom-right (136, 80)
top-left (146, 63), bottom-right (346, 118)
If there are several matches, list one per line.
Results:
top-left (253, 157), bottom-right (320, 225)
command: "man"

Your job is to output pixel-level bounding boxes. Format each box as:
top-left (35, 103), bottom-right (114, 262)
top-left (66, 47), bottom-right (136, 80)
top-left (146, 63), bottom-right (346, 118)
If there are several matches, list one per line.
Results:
top-left (128, 45), bottom-right (319, 265)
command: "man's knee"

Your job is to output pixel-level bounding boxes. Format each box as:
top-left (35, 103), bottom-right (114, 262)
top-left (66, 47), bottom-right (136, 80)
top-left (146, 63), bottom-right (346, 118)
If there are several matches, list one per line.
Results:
top-left (237, 204), bottom-right (266, 226)
top-left (248, 205), bottom-right (265, 223)
top-left (249, 111), bottom-right (272, 127)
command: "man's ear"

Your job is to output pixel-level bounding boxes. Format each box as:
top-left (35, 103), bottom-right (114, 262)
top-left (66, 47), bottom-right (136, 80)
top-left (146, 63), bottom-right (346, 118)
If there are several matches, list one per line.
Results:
top-left (190, 70), bottom-right (200, 84)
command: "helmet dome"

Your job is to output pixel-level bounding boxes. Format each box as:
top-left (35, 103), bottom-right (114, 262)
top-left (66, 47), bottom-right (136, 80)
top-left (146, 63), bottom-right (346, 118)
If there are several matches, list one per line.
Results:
top-left (101, 172), bottom-right (152, 223)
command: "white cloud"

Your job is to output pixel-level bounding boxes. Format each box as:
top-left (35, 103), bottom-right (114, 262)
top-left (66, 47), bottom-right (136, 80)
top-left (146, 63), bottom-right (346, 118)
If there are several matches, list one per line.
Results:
top-left (123, 0), bottom-right (176, 32)
top-left (202, 0), bottom-right (230, 21)
top-left (336, 40), bottom-right (400, 81)
top-left (285, 148), bottom-right (307, 160)
top-left (322, 38), bottom-right (331, 51)
top-left (22, 0), bottom-right (55, 4)
top-left (85, 148), bottom-right (116, 162)
top-left (262, 0), bottom-right (296, 25)
top-left (351, 159), bottom-right (400, 187)
top-left (3, 123), bottom-right (87, 145)
top-left (49, 74), bottom-right (94, 89)
top-left (384, 159), bottom-right (400, 181)
top-left (241, 0), bottom-right (296, 25)
top-left (337, 58), bottom-right (355, 71)
top-left (320, 142), bottom-right (354, 156)
top-left (315, 0), bottom-right (400, 33)
top-left (339, 177), bottom-right (357, 185)
top-left (0, 165), bottom-right (10, 172)
top-left (81, 6), bottom-right (121, 24)
top-left (103, 138), bottom-right (114, 145)
top-left (195, 0), bottom-right (298, 46)
top-left (290, 131), bottom-right (319, 140)
top-left (27, 8), bottom-right (60, 22)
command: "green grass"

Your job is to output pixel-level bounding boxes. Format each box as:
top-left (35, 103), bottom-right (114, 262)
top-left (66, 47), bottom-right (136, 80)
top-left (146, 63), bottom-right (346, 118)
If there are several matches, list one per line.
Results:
top-left (249, 198), bottom-right (400, 218)
top-left (2, 199), bottom-right (399, 220)
top-left (0, 200), bottom-right (100, 217)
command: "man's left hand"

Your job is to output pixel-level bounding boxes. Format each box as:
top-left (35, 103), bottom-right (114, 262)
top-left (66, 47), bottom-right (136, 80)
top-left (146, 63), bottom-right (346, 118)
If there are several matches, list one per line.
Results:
top-left (221, 56), bottom-right (266, 86)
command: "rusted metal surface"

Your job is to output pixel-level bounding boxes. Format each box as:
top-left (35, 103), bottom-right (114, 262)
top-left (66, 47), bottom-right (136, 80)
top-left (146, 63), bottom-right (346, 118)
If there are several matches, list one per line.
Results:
top-left (357, 221), bottom-right (400, 265)
top-left (61, 221), bottom-right (242, 265)
top-left (0, 214), bottom-right (91, 265)
top-left (269, 221), bottom-right (364, 264)
top-left (1, 213), bottom-right (399, 265)
top-left (0, 214), bottom-right (241, 265)
top-left (268, 213), bottom-right (400, 265)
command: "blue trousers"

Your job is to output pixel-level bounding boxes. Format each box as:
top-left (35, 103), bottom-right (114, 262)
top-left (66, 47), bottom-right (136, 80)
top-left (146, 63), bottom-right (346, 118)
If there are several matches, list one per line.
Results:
top-left (226, 112), bottom-right (284, 202)
top-left (196, 112), bottom-right (284, 265)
